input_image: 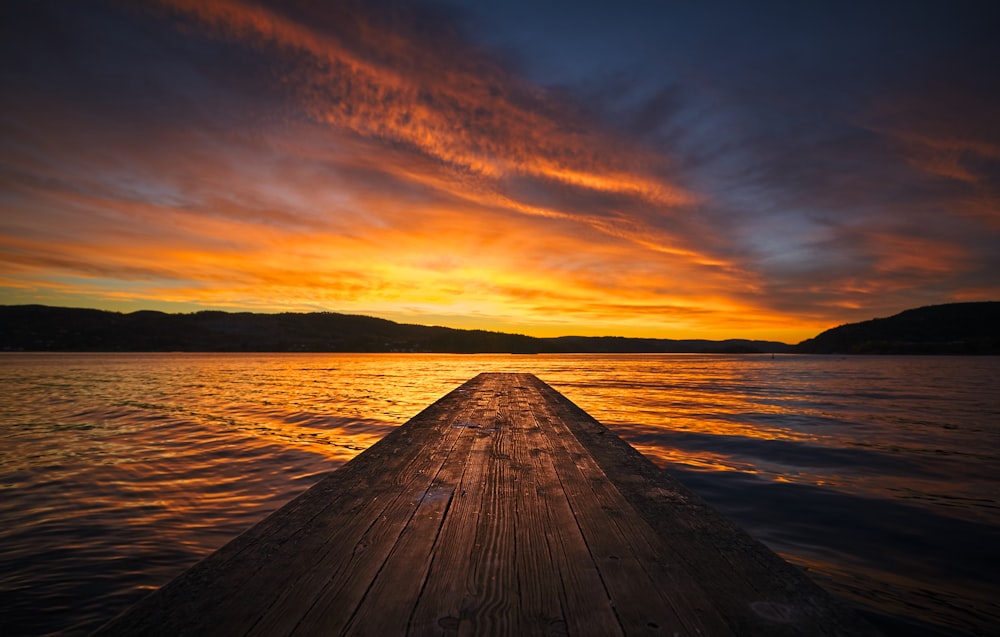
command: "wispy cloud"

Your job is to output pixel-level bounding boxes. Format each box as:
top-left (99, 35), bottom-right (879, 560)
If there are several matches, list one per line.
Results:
top-left (155, 0), bottom-right (694, 203)
top-left (1, 0), bottom-right (997, 340)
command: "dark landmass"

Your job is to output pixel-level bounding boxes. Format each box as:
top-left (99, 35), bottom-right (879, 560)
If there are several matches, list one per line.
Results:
top-left (0, 305), bottom-right (791, 354)
top-left (6, 302), bottom-right (994, 355)
top-left (794, 302), bottom-right (1000, 354)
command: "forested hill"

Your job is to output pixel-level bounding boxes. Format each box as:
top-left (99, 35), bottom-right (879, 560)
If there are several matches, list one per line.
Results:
top-left (795, 302), bottom-right (1000, 354)
top-left (0, 305), bottom-right (790, 354)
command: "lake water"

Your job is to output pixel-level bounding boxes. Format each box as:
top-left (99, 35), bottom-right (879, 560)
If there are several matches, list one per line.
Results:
top-left (0, 353), bottom-right (997, 636)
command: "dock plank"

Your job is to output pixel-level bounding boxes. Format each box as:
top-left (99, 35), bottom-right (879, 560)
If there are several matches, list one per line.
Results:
top-left (407, 419), bottom-right (496, 635)
top-left (93, 373), bottom-right (879, 636)
top-left (512, 391), bottom-right (621, 636)
top-left (530, 382), bottom-right (729, 635)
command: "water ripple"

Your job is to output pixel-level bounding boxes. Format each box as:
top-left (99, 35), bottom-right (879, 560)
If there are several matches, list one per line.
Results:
top-left (1, 353), bottom-right (997, 636)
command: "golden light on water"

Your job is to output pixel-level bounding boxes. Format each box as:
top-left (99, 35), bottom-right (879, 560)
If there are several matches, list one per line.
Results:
top-left (3, 352), bottom-right (999, 636)
top-left (3, 2), bottom-right (999, 635)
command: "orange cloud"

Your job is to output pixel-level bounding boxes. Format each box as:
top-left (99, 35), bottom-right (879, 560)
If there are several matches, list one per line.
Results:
top-left (1, 133), bottom-right (766, 338)
top-left (4, 1), bottom-right (779, 337)
top-left (868, 231), bottom-right (968, 277)
top-left (891, 132), bottom-right (1000, 184)
top-left (151, 0), bottom-right (699, 234)
top-left (4, 2), bottom-right (997, 343)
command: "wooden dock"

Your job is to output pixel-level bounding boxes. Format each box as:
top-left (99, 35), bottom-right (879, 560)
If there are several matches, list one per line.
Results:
top-left (93, 373), bottom-right (878, 636)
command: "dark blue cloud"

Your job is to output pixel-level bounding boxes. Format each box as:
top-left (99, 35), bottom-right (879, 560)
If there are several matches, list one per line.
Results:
top-left (2, 0), bottom-right (997, 332)
top-left (453, 0), bottom-right (1000, 318)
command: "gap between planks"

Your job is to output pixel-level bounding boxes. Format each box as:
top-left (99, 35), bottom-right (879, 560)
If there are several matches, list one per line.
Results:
top-left (92, 372), bottom-right (880, 637)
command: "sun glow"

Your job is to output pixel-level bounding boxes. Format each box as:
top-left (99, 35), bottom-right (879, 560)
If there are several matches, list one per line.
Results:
top-left (2, 1), bottom-right (997, 343)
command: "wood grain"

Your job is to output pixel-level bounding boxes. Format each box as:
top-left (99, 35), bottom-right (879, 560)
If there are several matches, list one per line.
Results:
top-left (92, 373), bottom-right (880, 636)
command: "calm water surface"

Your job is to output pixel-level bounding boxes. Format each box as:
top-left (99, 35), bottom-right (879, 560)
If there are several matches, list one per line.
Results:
top-left (1, 353), bottom-right (997, 635)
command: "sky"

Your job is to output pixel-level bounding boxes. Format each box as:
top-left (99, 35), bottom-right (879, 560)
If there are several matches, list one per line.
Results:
top-left (1, 0), bottom-right (998, 342)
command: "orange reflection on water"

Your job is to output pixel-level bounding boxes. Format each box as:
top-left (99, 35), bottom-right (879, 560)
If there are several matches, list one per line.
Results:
top-left (633, 445), bottom-right (762, 474)
top-left (3, 352), bottom-right (997, 637)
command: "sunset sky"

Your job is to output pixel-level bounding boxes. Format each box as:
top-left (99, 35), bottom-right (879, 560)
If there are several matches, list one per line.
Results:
top-left (2, 1), bottom-right (998, 342)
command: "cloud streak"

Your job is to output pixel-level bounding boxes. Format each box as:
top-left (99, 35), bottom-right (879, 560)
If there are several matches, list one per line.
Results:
top-left (156, 0), bottom-right (693, 203)
top-left (1, 0), bottom-right (997, 340)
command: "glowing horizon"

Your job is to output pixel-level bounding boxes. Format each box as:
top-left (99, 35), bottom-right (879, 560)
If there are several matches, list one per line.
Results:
top-left (1, 1), bottom-right (997, 343)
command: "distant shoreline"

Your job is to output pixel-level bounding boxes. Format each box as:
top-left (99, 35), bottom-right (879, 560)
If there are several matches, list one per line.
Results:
top-left (0, 305), bottom-right (789, 354)
top-left (2, 302), bottom-right (997, 354)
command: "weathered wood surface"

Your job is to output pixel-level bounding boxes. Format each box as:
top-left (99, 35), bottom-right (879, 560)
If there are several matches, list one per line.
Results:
top-left (93, 373), bottom-right (879, 636)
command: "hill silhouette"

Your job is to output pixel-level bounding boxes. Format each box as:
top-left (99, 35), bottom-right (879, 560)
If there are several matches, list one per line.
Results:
top-left (7, 303), bottom-right (994, 355)
top-left (795, 302), bottom-right (1000, 354)
top-left (0, 306), bottom-right (790, 354)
